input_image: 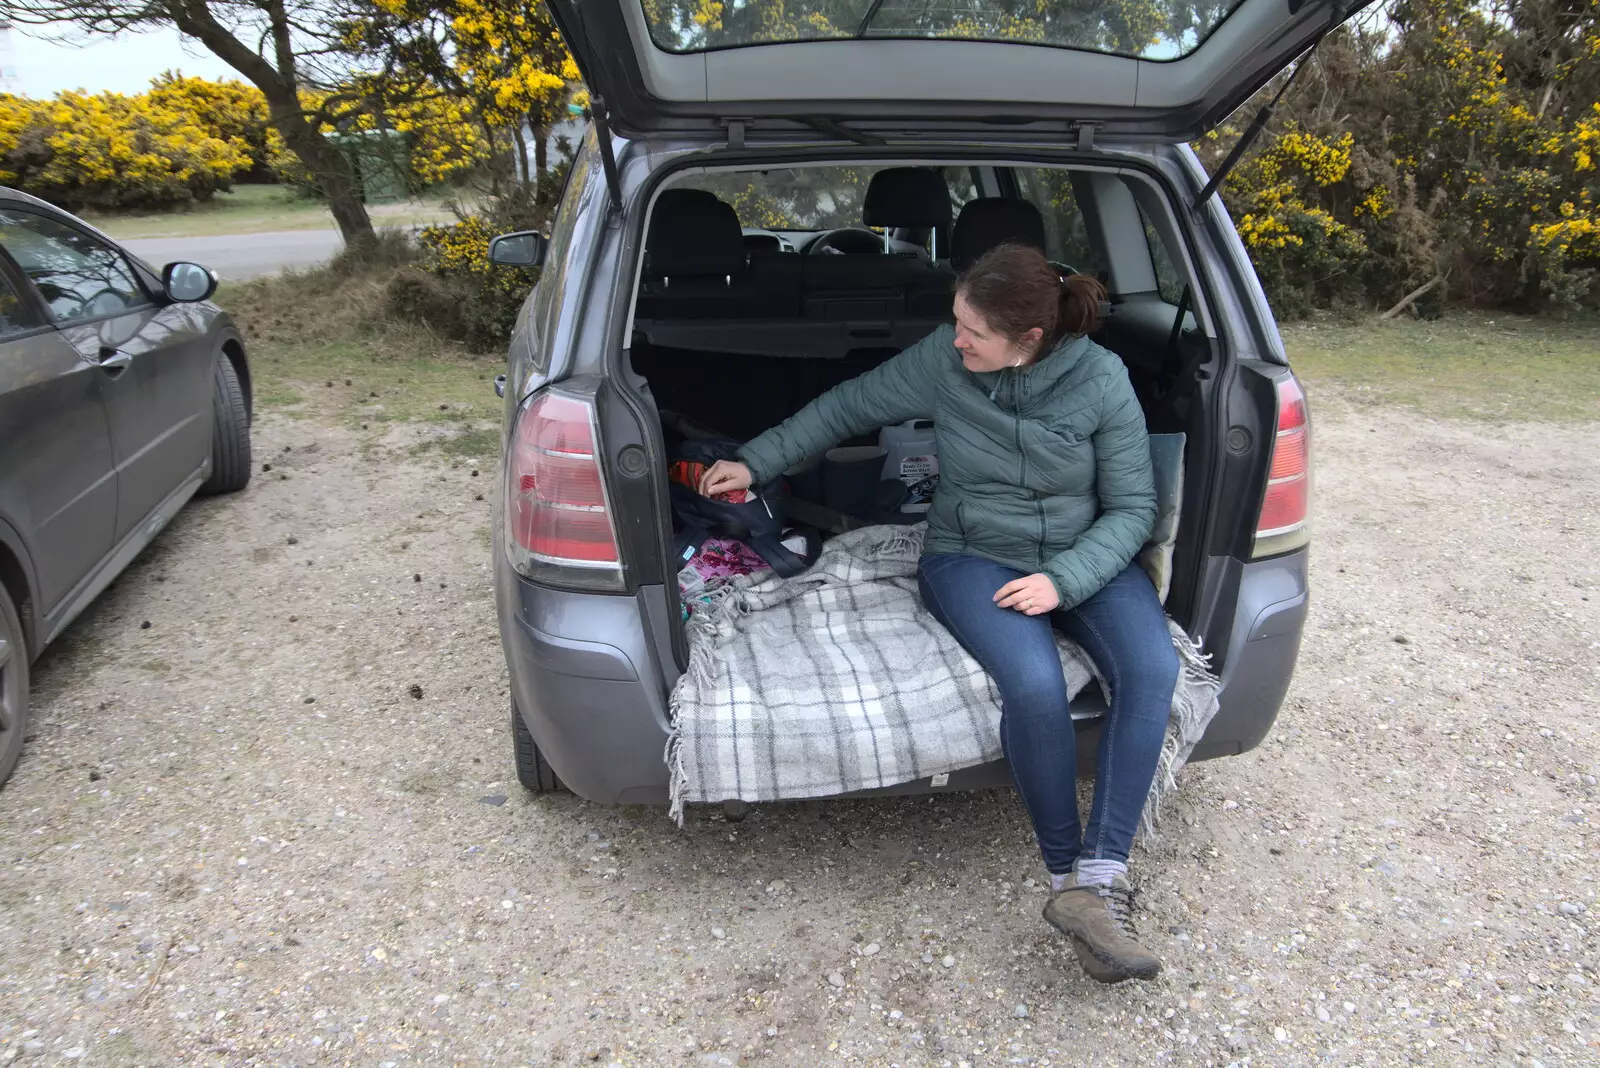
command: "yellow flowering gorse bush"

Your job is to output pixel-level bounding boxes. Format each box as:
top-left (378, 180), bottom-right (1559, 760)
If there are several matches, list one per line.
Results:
top-left (0, 87), bottom-right (250, 209)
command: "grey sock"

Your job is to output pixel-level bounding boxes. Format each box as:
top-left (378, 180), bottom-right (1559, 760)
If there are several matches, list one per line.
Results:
top-left (1073, 858), bottom-right (1128, 888)
top-left (1049, 871), bottom-right (1073, 893)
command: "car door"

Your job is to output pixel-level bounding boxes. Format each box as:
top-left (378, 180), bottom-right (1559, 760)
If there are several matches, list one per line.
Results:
top-left (0, 243), bottom-right (118, 618)
top-left (0, 207), bottom-right (216, 545)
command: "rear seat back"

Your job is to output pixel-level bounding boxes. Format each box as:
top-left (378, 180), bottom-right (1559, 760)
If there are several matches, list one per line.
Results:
top-left (799, 168), bottom-right (957, 320)
top-left (637, 188), bottom-right (801, 319)
top-left (951, 198), bottom-right (1048, 271)
top-left (801, 254), bottom-right (949, 320)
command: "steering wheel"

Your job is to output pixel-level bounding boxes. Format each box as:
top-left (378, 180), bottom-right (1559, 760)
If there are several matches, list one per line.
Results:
top-left (804, 227), bottom-right (886, 256)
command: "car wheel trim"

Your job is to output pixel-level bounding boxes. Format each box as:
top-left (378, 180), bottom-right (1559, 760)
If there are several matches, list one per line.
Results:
top-left (0, 594), bottom-right (27, 786)
top-left (0, 629), bottom-right (14, 733)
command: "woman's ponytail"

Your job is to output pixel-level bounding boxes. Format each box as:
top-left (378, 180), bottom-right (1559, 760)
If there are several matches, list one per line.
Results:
top-left (1056, 272), bottom-right (1106, 342)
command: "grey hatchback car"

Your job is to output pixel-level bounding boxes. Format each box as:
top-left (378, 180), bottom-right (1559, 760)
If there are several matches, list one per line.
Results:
top-left (0, 187), bottom-right (252, 786)
top-left (493, 0), bottom-right (1343, 804)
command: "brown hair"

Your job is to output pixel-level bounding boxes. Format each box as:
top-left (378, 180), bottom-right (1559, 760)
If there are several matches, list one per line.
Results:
top-left (956, 241), bottom-right (1106, 354)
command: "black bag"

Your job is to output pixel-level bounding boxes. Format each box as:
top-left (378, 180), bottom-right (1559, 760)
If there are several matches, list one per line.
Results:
top-left (669, 439), bottom-right (820, 578)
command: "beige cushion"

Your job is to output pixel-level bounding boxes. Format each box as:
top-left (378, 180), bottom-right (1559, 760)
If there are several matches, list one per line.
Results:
top-left (1139, 433), bottom-right (1185, 603)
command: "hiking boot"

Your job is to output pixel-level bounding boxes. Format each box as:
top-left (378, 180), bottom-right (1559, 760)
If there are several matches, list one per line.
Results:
top-left (1043, 874), bottom-right (1161, 982)
top-left (1069, 936), bottom-right (1129, 984)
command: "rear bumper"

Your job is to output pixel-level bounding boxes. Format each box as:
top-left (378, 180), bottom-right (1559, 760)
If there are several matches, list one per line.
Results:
top-left (495, 547), bottom-right (678, 804)
top-left (496, 547), bottom-right (1308, 804)
top-left (1189, 547), bottom-right (1309, 761)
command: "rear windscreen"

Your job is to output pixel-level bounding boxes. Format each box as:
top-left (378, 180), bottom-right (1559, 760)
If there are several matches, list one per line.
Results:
top-left (639, 0), bottom-right (1245, 61)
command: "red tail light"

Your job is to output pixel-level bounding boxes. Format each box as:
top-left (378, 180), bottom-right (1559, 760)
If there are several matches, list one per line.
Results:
top-left (506, 389), bottom-right (622, 575)
top-left (1253, 374), bottom-right (1311, 557)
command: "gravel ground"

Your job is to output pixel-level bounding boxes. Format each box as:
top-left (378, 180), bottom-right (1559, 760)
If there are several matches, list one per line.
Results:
top-left (1, 393), bottom-right (1597, 1067)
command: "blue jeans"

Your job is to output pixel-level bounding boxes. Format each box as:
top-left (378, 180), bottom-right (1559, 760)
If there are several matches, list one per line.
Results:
top-left (917, 553), bottom-right (1179, 874)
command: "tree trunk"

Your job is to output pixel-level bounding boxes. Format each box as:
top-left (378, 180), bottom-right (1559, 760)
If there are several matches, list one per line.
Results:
top-left (161, 0), bottom-right (376, 249)
top-left (511, 124), bottom-right (530, 185)
top-left (534, 119), bottom-right (550, 179)
top-left (275, 109), bottom-right (377, 250)
top-left (482, 122), bottom-right (503, 197)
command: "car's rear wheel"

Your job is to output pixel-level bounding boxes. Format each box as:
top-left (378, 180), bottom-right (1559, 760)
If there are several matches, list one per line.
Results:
top-left (200, 357), bottom-right (251, 495)
top-left (0, 583), bottom-right (30, 789)
top-left (511, 698), bottom-right (565, 793)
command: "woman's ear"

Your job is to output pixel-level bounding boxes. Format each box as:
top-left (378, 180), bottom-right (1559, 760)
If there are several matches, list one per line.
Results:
top-left (1022, 326), bottom-right (1044, 350)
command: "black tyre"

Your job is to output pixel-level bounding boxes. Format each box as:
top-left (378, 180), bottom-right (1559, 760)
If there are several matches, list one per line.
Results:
top-left (0, 583), bottom-right (30, 789)
top-left (511, 698), bottom-right (565, 793)
top-left (200, 357), bottom-right (251, 495)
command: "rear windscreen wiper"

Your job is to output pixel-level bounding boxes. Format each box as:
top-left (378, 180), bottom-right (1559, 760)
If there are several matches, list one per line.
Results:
top-left (856, 0), bottom-right (888, 37)
top-left (800, 117), bottom-right (885, 146)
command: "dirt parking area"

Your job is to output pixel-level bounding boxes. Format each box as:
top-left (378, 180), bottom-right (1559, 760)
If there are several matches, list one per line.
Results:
top-left (1, 392), bottom-right (1597, 1067)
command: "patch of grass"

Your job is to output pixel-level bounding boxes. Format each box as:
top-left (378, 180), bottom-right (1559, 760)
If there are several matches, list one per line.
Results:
top-left (83, 183), bottom-right (464, 240)
top-left (1282, 314), bottom-right (1600, 422)
top-left (411, 418), bottom-right (501, 462)
top-left (255, 338), bottom-right (499, 427)
top-left (220, 239), bottom-right (504, 432)
top-left (256, 384), bottom-right (305, 409)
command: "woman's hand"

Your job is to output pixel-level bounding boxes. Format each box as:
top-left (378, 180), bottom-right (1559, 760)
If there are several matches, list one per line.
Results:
top-left (699, 460), bottom-right (753, 498)
top-left (994, 573), bottom-right (1061, 616)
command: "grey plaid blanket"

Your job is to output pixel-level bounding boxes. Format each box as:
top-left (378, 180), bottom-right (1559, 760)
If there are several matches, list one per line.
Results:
top-left (666, 525), bottom-right (1221, 826)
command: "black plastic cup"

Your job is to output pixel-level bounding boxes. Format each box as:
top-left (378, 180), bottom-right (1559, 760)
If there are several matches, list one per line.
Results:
top-left (823, 446), bottom-right (888, 518)
top-left (783, 457), bottom-right (825, 505)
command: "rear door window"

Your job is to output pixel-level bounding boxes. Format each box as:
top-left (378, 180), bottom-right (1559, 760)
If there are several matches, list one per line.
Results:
top-left (1010, 168), bottom-right (1101, 276)
top-left (529, 127), bottom-right (596, 365)
top-left (1137, 202), bottom-right (1188, 304)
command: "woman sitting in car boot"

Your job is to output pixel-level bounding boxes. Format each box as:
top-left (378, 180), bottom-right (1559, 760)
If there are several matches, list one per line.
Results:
top-left (698, 242), bottom-right (1174, 984)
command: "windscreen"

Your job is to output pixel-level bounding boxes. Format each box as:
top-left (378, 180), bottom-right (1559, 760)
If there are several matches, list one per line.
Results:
top-left (640, 0), bottom-right (1246, 61)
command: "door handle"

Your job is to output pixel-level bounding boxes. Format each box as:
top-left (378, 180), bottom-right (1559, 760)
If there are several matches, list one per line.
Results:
top-left (98, 347), bottom-right (133, 374)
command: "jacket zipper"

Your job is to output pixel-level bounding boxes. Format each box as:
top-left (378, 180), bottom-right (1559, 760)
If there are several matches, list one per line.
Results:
top-left (1012, 376), bottom-right (1046, 571)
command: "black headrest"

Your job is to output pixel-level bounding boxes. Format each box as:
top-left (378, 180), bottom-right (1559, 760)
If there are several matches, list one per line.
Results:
top-left (951, 198), bottom-right (1047, 271)
top-left (863, 167), bottom-right (952, 229)
top-left (647, 188), bottom-right (746, 278)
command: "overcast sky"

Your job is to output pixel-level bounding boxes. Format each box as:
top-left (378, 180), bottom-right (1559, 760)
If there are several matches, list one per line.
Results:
top-left (8, 24), bottom-right (238, 96)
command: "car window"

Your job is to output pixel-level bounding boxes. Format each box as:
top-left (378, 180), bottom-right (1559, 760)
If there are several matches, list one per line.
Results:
top-left (948, 168), bottom-right (980, 215)
top-left (0, 209), bottom-right (149, 323)
top-left (644, 0), bottom-right (1245, 61)
top-left (1009, 168), bottom-right (1102, 275)
top-left (686, 165), bottom-right (976, 233)
top-left (1137, 202), bottom-right (1187, 304)
top-left (0, 271), bottom-right (31, 338)
top-left (529, 126), bottom-right (595, 355)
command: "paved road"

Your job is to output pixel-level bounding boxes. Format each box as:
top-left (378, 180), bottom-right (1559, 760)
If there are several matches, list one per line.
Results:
top-left (124, 228), bottom-right (345, 281)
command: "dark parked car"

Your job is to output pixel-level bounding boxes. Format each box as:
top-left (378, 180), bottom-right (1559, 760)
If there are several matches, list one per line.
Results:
top-left (491, 0), bottom-right (1332, 804)
top-left (0, 187), bottom-right (252, 786)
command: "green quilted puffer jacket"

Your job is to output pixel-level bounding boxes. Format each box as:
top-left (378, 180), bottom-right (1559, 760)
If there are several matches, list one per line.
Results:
top-left (738, 324), bottom-right (1157, 610)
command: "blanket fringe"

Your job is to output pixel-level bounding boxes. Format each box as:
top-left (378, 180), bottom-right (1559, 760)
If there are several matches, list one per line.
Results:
top-left (1138, 624), bottom-right (1222, 837)
top-left (667, 576), bottom-right (755, 826)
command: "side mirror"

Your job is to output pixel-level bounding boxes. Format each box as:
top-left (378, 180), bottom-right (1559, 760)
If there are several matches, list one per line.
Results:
top-left (162, 261), bottom-right (218, 303)
top-left (488, 231), bottom-right (547, 268)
